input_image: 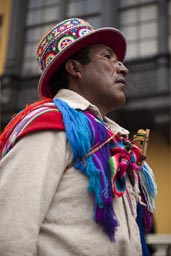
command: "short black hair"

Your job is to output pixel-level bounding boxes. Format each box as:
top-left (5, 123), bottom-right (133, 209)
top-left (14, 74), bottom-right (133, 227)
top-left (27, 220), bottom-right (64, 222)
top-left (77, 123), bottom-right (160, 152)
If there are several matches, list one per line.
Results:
top-left (51, 46), bottom-right (92, 97)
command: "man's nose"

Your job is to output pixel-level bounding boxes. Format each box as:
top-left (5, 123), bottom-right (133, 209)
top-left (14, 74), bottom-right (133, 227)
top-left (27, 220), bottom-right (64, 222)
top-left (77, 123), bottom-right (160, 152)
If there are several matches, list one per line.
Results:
top-left (117, 61), bottom-right (129, 76)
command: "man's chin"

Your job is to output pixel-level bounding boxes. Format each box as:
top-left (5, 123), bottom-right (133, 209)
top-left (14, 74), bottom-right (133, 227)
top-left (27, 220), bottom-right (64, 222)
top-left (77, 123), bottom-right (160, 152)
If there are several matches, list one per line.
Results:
top-left (114, 96), bottom-right (126, 110)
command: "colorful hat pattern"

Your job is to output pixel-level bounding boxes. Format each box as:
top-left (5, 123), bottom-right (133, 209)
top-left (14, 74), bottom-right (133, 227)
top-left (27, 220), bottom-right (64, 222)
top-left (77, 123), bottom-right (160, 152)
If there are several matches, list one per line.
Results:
top-left (36, 18), bottom-right (127, 98)
top-left (37, 18), bottom-right (94, 72)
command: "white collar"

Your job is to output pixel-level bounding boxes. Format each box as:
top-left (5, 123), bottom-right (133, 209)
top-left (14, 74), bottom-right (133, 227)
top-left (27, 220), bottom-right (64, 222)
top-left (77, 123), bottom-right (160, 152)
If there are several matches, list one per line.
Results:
top-left (54, 89), bottom-right (129, 135)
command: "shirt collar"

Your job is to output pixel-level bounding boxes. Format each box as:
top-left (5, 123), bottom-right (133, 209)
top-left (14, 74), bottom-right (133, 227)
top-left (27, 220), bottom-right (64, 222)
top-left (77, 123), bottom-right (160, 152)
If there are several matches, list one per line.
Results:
top-left (54, 89), bottom-right (129, 135)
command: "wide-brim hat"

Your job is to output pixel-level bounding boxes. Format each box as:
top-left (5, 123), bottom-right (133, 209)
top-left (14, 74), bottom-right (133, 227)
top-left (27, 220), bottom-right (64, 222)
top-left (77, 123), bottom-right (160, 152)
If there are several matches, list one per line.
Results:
top-left (37, 18), bottom-right (127, 99)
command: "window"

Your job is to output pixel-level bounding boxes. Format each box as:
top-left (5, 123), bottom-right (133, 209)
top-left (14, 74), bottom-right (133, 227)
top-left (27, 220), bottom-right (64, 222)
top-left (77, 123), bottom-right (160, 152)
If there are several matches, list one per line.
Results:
top-left (22, 0), bottom-right (102, 76)
top-left (119, 0), bottom-right (158, 60)
top-left (67, 0), bottom-right (100, 20)
top-left (67, 0), bottom-right (102, 28)
top-left (22, 0), bottom-right (60, 76)
top-left (169, 0), bottom-right (171, 52)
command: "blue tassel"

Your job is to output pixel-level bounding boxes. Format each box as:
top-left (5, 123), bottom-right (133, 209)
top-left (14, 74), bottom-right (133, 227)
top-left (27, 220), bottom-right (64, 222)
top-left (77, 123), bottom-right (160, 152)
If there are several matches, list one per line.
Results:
top-left (137, 202), bottom-right (150, 256)
top-left (54, 98), bottom-right (91, 160)
top-left (139, 162), bottom-right (157, 212)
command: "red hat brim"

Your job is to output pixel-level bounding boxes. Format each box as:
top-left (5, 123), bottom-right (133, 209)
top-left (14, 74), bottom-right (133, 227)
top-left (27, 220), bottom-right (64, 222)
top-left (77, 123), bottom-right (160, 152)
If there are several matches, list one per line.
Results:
top-left (38, 27), bottom-right (127, 99)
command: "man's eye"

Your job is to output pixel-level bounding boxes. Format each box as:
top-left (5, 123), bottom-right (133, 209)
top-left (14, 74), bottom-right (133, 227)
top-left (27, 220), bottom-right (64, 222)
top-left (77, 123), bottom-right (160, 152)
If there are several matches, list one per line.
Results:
top-left (104, 54), bottom-right (111, 59)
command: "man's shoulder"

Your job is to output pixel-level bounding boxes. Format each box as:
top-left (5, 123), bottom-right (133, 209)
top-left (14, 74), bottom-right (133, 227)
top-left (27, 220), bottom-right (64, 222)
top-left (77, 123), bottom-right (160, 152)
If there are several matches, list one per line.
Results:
top-left (0, 99), bottom-right (65, 158)
top-left (17, 102), bottom-right (65, 140)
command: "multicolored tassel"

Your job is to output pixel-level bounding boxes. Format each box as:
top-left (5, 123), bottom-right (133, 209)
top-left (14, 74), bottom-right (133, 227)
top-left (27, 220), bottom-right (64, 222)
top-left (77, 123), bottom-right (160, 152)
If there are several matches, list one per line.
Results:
top-left (53, 98), bottom-right (149, 241)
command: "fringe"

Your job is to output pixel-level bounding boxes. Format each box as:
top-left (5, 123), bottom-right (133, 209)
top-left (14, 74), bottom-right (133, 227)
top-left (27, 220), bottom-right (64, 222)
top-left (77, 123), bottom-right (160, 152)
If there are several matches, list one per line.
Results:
top-left (137, 202), bottom-right (150, 256)
top-left (54, 98), bottom-right (119, 240)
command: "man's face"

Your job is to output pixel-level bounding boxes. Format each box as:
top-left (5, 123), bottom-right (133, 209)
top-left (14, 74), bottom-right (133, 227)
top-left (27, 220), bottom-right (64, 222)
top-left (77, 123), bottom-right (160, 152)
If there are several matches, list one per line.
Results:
top-left (77, 44), bottom-right (129, 116)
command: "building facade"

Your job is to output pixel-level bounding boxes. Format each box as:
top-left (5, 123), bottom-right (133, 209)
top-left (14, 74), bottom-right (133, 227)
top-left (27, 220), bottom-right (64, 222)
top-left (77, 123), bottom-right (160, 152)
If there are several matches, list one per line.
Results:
top-left (0, 0), bottom-right (171, 237)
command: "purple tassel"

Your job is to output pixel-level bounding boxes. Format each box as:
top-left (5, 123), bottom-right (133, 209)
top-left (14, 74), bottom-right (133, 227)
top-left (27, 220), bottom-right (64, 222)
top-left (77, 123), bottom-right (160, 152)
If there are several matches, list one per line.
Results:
top-left (103, 202), bottom-right (119, 241)
top-left (85, 112), bottom-right (119, 240)
top-left (140, 189), bottom-right (154, 232)
top-left (95, 207), bottom-right (103, 222)
top-left (142, 205), bottom-right (153, 232)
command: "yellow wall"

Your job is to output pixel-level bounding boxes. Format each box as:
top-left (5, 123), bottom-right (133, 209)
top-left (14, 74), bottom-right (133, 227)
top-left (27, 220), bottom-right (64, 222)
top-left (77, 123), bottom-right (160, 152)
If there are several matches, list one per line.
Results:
top-left (147, 131), bottom-right (171, 234)
top-left (0, 0), bottom-right (12, 75)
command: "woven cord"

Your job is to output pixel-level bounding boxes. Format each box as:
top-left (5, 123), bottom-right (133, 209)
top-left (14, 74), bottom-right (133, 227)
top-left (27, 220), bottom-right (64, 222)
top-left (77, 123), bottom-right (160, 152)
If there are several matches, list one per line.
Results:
top-left (64, 133), bottom-right (117, 172)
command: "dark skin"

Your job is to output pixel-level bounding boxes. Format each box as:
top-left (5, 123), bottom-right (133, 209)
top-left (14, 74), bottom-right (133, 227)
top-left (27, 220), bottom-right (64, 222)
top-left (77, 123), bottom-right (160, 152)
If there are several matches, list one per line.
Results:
top-left (65, 44), bottom-right (129, 118)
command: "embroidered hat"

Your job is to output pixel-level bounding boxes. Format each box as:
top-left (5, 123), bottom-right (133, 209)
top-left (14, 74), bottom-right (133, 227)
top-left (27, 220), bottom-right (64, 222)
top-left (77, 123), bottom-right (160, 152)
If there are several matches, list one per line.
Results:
top-left (37, 17), bottom-right (127, 99)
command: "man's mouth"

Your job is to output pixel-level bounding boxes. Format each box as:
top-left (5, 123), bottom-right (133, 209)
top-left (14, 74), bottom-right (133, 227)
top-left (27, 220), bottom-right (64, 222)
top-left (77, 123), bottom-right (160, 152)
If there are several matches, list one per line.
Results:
top-left (116, 78), bottom-right (126, 87)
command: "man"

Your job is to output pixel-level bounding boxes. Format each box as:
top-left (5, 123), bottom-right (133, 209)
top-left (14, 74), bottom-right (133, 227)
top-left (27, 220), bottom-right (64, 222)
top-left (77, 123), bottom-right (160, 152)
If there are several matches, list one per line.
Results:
top-left (0, 18), bottom-right (157, 256)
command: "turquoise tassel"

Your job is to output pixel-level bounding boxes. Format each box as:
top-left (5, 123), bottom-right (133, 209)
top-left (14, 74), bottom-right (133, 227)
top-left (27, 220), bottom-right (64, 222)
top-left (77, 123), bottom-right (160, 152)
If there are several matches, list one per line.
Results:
top-left (53, 98), bottom-right (104, 206)
top-left (139, 162), bottom-right (157, 212)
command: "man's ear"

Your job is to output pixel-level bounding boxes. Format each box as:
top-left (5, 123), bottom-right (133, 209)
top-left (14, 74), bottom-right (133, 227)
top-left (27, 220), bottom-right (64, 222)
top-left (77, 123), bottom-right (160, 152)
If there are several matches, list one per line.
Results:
top-left (65, 59), bottom-right (82, 79)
